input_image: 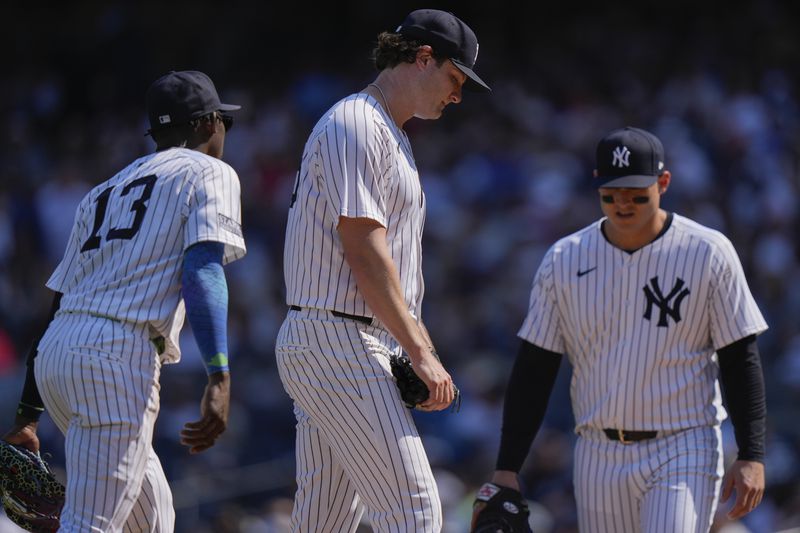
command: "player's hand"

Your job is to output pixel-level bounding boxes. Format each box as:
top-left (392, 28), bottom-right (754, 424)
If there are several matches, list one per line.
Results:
top-left (181, 371), bottom-right (230, 454)
top-left (2, 418), bottom-right (40, 454)
top-left (414, 350), bottom-right (454, 411)
top-left (720, 459), bottom-right (765, 519)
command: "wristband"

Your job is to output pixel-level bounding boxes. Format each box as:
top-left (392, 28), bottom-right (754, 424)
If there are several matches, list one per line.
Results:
top-left (206, 353), bottom-right (230, 374)
top-left (16, 402), bottom-right (44, 422)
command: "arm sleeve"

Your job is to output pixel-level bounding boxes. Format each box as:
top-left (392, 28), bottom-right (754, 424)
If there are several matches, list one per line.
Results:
top-left (18, 292), bottom-right (62, 419)
top-left (496, 340), bottom-right (563, 472)
top-left (182, 242), bottom-right (230, 374)
top-left (717, 334), bottom-right (766, 462)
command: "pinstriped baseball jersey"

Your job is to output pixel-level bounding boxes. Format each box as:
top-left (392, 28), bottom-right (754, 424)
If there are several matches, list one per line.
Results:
top-left (277, 89), bottom-right (442, 532)
top-left (45, 147), bottom-right (246, 363)
top-left (284, 93), bottom-right (425, 318)
top-left (518, 213), bottom-right (767, 432)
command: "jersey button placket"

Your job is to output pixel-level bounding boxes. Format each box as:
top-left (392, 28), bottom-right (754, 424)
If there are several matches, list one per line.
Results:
top-left (614, 257), bottom-right (635, 427)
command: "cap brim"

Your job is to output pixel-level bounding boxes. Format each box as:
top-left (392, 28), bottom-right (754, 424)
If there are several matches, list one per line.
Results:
top-left (451, 60), bottom-right (491, 93)
top-left (218, 103), bottom-right (241, 112)
top-left (595, 174), bottom-right (658, 189)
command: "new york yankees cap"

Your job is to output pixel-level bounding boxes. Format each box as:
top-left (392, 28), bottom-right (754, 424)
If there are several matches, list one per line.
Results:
top-left (396, 9), bottom-right (491, 93)
top-left (594, 127), bottom-right (665, 188)
top-left (146, 70), bottom-right (240, 134)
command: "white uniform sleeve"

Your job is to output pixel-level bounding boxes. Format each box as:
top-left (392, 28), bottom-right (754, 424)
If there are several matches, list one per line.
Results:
top-left (517, 246), bottom-right (566, 354)
top-left (46, 197), bottom-right (90, 293)
top-left (318, 103), bottom-right (389, 226)
top-left (708, 237), bottom-right (768, 349)
top-left (184, 160), bottom-right (247, 265)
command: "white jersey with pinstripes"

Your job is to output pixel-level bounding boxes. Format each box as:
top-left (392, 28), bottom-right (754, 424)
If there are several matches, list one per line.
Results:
top-left (518, 213), bottom-right (767, 433)
top-left (45, 147), bottom-right (247, 363)
top-left (277, 91), bottom-right (441, 531)
top-left (284, 93), bottom-right (425, 318)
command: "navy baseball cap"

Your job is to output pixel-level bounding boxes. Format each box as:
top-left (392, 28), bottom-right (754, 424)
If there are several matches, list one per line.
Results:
top-left (396, 9), bottom-right (491, 93)
top-left (594, 127), bottom-right (665, 188)
top-left (146, 70), bottom-right (240, 133)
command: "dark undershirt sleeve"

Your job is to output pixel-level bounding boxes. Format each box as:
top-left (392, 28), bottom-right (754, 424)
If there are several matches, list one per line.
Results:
top-left (496, 340), bottom-right (563, 472)
top-left (717, 334), bottom-right (766, 462)
top-left (19, 292), bottom-right (62, 413)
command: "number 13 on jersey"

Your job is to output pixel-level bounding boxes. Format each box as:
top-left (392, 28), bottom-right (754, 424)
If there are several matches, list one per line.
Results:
top-left (81, 174), bottom-right (157, 252)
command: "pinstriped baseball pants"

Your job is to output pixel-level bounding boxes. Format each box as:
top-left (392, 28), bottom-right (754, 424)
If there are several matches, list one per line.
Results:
top-left (574, 426), bottom-right (723, 533)
top-left (275, 308), bottom-right (442, 533)
top-left (35, 313), bottom-right (175, 533)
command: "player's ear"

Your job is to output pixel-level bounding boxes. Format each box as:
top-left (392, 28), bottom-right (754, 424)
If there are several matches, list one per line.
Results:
top-left (416, 45), bottom-right (433, 68)
top-left (194, 115), bottom-right (217, 141)
top-left (658, 170), bottom-right (671, 194)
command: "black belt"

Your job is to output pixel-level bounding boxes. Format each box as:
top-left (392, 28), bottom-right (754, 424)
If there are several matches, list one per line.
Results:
top-left (603, 429), bottom-right (658, 444)
top-left (289, 305), bottom-right (373, 326)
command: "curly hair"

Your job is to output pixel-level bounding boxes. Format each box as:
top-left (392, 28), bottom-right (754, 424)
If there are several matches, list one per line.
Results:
top-left (372, 32), bottom-right (447, 71)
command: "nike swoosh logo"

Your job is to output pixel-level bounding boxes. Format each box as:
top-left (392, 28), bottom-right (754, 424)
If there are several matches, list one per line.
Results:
top-left (577, 267), bottom-right (597, 277)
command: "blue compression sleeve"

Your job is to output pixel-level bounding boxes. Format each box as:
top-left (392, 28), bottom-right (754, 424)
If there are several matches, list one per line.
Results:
top-left (182, 242), bottom-right (230, 374)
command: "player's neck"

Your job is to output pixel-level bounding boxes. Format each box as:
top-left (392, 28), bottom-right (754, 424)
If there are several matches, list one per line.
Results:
top-left (603, 209), bottom-right (668, 252)
top-left (366, 73), bottom-right (412, 127)
top-left (155, 142), bottom-right (212, 156)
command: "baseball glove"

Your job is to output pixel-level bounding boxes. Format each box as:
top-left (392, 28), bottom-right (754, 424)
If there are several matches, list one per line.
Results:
top-left (471, 482), bottom-right (532, 533)
top-left (389, 354), bottom-right (460, 411)
top-left (0, 441), bottom-right (64, 533)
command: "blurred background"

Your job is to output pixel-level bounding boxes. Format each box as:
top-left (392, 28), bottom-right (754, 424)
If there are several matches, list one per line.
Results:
top-left (1, 1), bottom-right (799, 531)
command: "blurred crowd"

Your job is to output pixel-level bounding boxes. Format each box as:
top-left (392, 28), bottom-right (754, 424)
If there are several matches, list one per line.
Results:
top-left (1, 2), bottom-right (799, 532)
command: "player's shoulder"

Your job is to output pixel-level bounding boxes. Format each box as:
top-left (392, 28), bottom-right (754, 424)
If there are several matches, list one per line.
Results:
top-left (334, 92), bottom-right (383, 116)
top-left (317, 93), bottom-right (389, 132)
top-left (153, 148), bottom-right (238, 180)
top-left (157, 147), bottom-right (236, 171)
top-left (80, 153), bottom-right (154, 202)
top-left (530, 220), bottom-right (603, 272)
top-left (550, 219), bottom-right (604, 256)
top-left (669, 213), bottom-right (736, 252)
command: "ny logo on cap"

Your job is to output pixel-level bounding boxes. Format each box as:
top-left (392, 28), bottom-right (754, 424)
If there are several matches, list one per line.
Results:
top-left (474, 42), bottom-right (479, 65)
top-left (612, 146), bottom-right (630, 168)
top-left (159, 115), bottom-right (172, 125)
